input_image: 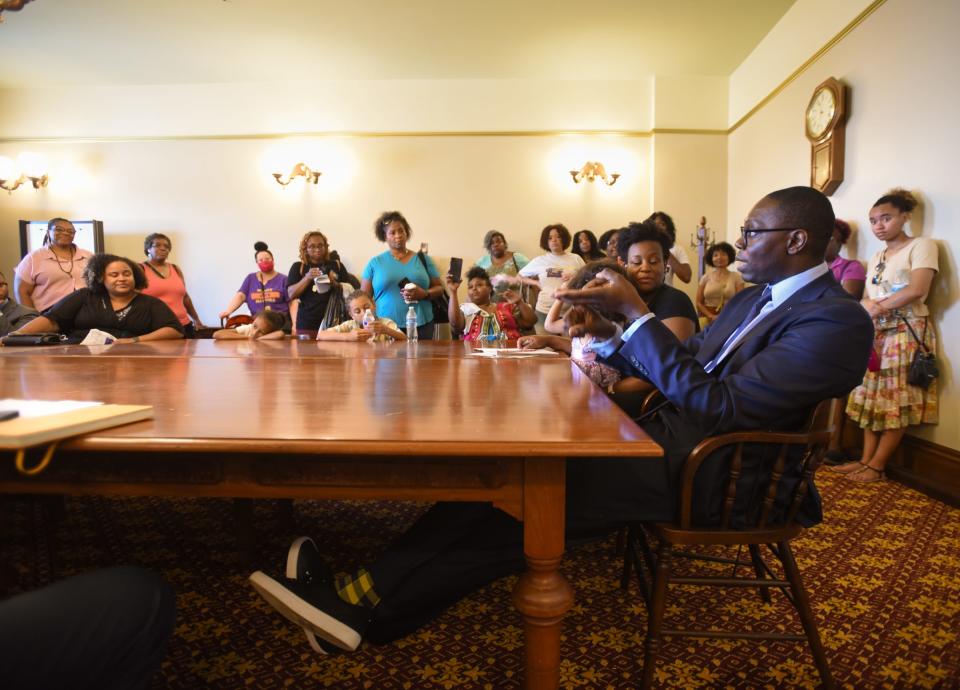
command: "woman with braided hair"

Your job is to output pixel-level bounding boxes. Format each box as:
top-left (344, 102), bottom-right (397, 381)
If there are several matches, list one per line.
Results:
top-left (287, 230), bottom-right (357, 336)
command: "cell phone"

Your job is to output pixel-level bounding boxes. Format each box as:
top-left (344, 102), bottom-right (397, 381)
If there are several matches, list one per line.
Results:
top-left (448, 257), bottom-right (463, 283)
top-left (398, 276), bottom-right (411, 289)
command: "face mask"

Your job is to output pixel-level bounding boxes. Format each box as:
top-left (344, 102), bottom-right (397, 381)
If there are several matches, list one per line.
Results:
top-left (257, 260), bottom-right (274, 272)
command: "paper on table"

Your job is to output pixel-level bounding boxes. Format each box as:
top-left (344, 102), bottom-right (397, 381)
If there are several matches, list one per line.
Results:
top-left (0, 399), bottom-right (104, 419)
top-left (469, 347), bottom-right (560, 358)
top-left (81, 329), bottom-right (115, 345)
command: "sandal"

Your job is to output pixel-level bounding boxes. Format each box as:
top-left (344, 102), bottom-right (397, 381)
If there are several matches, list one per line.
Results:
top-left (829, 461), bottom-right (867, 474)
top-left (846, 465), bottom-right (885, 483)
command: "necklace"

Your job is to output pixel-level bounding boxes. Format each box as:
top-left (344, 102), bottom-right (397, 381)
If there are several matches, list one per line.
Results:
top-left (144, 261), bottom-right (169, 279)
top-left (50, 246), bottom-right (77, 277)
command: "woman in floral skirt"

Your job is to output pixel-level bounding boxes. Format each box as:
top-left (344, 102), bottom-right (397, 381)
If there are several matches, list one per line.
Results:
top-left (835, 189), bottom-right (938, 483)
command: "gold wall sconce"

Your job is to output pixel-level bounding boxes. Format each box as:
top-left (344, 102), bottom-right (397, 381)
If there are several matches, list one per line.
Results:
top-left (569, 161), bottom-right (619, 186)
top-left (0, 153), bottom-right (49, 193)
top-left (0, 0), bottom-right (36, 23)
top-left (272, 162), bottom-right (322, 187)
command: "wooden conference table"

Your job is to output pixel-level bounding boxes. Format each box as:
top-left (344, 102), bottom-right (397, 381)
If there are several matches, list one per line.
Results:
top-left (0, 338), bottom-right (661, 689)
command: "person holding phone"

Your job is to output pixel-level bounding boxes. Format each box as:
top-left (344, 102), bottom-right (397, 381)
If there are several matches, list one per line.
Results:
top-left (473, 230), bottom-right (530, 304)
top-left (445, 266), bottom-right (535, 341)
top-left (360, 211), bottom-right (442, 340)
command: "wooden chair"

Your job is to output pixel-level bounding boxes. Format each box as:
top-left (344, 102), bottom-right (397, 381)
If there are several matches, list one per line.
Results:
top-left (621, 397), bottom-right (837, 689)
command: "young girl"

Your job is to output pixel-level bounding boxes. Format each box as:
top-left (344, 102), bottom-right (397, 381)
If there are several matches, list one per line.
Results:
top-left (213, 309), bottom-right (286, 340)
top-left (317, 290), bottom-right (406, 342)
top-left (836, 188), bottom-right (939, 483)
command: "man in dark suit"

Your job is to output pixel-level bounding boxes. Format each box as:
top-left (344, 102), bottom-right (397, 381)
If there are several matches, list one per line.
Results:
top-left (250, 186), bottom-right (874, 651)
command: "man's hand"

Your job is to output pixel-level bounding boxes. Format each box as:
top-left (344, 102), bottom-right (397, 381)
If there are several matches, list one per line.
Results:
top-left (563, 305), bottom-right (617, 340)
top-left (554, 268), bottom-right (649, 322)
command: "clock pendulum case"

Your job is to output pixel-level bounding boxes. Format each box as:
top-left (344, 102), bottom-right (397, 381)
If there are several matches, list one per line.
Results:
top-left (804, 77), bottom-right (848, 196)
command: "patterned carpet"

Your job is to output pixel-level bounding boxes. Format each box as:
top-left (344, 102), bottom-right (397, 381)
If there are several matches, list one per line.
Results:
top-left (2, 470), bottom-right (958, 689)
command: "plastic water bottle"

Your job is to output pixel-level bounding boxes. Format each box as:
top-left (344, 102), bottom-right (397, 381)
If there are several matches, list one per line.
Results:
top-left (362, 308), bottom-right (375, 329)
top-left (406, 305), bottom-right (418, 341)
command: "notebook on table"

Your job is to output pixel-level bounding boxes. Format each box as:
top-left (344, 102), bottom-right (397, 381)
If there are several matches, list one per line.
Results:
top-left (0, 398), bottom-right (153, 449)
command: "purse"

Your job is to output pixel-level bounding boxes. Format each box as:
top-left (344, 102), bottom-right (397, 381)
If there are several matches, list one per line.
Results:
top-left (416, 251), bottom-right (450, 324)
top-left (1, 332), bottom-right (68, 346)
top-left (901, 316), bottom-right (938, 390)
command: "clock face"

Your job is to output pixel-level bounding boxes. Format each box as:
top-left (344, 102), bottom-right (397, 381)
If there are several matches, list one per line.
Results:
top-left (806, 87), bottom-right (836, 139)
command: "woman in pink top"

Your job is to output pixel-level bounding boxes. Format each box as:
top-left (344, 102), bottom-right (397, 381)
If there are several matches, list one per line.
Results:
top-left (139, 233), bottom-right (205, 337)
top-left (825, 219), bottom-right (866, 299)
top-left (14, 218), bottom-right (93, 312)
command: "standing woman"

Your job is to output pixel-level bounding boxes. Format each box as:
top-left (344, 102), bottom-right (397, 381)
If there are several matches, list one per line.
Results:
top-left (219, 242), bottom-right (290, 328)
top-left (14, 218), bottom-right (93, 313)
top-left (287, 230), bottom-right (356, 336)
top-left (572, 230), bottom-right (605, 262)
top-left (361, 211), bottom-right (442, 340)
top-left (473, 230), bottom-right (529, 303)
top-left (825, 219), bottom-right (866, 299)
top-left (139, 233), bottom-right (205, 337)
top-left (598, 228), bottom-right (622, 262)
top-left (518, 224), bottom-right (585, 334)
top-left (838, 189), bottom-right (938, 483)
top-left (695, 241), bottom-right (745, 327)
top-left (647, 211), bottom-right (692, 285)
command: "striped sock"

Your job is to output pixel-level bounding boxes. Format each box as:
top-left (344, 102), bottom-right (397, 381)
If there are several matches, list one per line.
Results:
top-left (334, 568), bottom-right (380, 608)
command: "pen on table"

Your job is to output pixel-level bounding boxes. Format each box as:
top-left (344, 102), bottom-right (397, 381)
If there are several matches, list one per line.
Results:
top-left (0, 410), bottom-right (20, 422)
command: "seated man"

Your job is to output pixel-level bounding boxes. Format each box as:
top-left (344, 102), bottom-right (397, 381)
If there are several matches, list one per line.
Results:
top-left (0, 270), bottom-right (37, 337)
top-left (250, 186), bottom-right (874, 652)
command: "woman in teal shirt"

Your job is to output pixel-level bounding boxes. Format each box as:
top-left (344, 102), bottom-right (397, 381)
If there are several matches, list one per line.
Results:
top-left (361, 211), bottom-right (442, 340)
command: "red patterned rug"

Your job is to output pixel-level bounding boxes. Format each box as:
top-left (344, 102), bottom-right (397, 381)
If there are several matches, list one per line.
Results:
top-left (2, 470), bottom-right (958, 688)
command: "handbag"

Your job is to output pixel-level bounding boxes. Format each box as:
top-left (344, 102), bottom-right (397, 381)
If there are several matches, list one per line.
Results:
top-left (1, 332), bottom-right (68, 346)
top-left (901, 316), bottom-right (938, 390)
top-left (416, 251), bottom-right (450, 324)
top-left (318, 284), bottom-right (349, 331)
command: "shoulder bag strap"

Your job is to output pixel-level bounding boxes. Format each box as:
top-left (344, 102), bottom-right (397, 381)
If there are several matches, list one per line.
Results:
top-left (900, 315), bottom-right (930, 354)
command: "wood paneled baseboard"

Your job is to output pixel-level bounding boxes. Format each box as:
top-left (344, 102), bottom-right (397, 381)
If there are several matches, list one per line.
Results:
top-left (888, 435), bottom-right (960, 508)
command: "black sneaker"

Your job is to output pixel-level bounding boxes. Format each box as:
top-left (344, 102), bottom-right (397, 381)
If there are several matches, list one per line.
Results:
top-left (284, 537), bottom-right (336, 654)
top-left (286, 536), bottom-right (332, 585)
top-left (249, 571), bottom-right (371, 651)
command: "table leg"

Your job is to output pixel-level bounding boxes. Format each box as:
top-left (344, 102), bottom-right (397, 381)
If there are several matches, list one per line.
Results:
top-left (512, 458), bottom-right (573, 690)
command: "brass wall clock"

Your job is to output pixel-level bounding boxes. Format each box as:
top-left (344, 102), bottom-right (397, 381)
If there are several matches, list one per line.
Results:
top-left (805, 77), bottom-right (847, 196)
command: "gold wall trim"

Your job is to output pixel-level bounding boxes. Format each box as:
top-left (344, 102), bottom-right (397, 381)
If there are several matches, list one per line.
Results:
top-left (727, 0), bottom-right (887, 134)
top-left (651, 128), bottom-right (727, 136)
top-left (0, 129), bottom-right (654, 144)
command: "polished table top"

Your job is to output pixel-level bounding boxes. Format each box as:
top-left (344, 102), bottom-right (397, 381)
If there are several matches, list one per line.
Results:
top-left (0, 338), bottom-right (486, 359)
top-left (0, 340), bottom-right (660, 458)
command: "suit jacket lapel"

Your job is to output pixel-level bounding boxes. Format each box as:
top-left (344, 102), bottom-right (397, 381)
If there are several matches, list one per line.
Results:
top-left (715, 273), bottom-right (839, 364)
top-left (695, 285), bottom-right (766, 366)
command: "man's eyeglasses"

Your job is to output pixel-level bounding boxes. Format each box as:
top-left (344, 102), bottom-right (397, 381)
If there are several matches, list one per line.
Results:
top-left (738, 226), bottom-right (795, 246)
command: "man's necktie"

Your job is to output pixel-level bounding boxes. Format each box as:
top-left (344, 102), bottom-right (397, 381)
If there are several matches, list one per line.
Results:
top-left (705, 286), bottom-right (773, 372)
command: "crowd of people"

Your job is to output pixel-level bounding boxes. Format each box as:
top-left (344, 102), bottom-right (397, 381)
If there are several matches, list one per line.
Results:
top-left (0, 186), bottom-right (942, 681)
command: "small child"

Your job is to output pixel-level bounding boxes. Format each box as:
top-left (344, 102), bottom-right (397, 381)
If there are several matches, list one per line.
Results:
top-left (213, 310), bottom-right (286, 340)
top-left (317, 290), bottom-right (406, 342)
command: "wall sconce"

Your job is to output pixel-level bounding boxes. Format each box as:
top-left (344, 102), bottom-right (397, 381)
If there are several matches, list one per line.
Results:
top-left (0, 0), bottom-right (36, 23)
top-left (569, 161), bottom-right (619, 186)
top-left (272, 162), bottom-right (322, 187)
top-left (0, 153), bottom-right (49, 192)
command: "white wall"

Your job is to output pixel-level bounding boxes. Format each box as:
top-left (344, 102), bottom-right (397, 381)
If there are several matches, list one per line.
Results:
top-left (727, 0), bottom-right (960, 451)
top-left (0, 135), bottom-right (652, 320)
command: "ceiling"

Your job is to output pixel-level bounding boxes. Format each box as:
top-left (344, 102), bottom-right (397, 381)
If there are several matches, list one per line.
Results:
top-left (0, 0), bottom-right (795, 88)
